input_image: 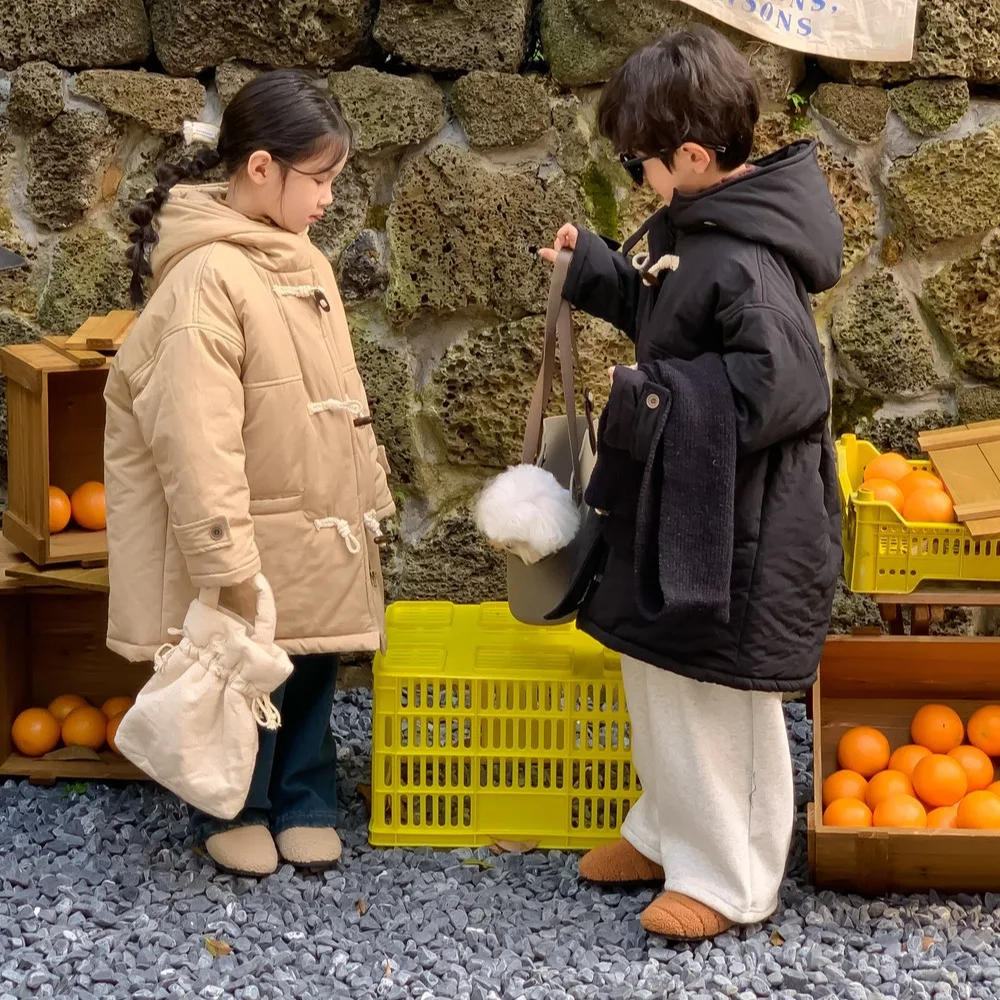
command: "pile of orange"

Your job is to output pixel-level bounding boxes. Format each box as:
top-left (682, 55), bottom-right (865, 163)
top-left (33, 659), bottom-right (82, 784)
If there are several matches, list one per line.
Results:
top-left (862, 452), bottom-right (955, 524)
top-left (48, 481), bottom-right (106, 534)
top-left (823, 704), bottom-right (1000, 830)
top-left (11, 694), bottom-right (132, 758)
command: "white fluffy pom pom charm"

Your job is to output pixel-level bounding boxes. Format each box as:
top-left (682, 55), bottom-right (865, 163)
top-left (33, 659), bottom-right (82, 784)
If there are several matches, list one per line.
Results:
top-left (473, 464), bottom-right (581, 566)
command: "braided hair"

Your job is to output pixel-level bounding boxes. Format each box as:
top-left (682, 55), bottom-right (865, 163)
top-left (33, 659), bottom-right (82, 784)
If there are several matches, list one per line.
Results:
top-left (126, 69), bottom-right (352, 306)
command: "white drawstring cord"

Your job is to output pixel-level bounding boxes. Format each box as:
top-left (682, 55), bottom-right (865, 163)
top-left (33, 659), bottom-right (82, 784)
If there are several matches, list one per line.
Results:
top-left (307, 397), bottom-right (365, 417)
top-left (313, 516), bottom-right (362, 554)
top-left (364, 511), bottom-right (381, 536)
top-left (252, 695), bottom-right (282, 730)
top-left (632, 251), bottom-right (680, 285)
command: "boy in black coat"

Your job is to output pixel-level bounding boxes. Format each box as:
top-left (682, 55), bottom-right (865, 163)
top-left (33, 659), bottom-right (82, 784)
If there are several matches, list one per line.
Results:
top-left (540, 26), bottom-right (843, 939)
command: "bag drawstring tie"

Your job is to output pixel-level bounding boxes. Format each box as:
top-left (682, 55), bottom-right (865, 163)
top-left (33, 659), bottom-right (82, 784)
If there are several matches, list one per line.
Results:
top-left (251, 695), bottom-right (282, 730)
top-left (308, 397), bottom-right (364, 417)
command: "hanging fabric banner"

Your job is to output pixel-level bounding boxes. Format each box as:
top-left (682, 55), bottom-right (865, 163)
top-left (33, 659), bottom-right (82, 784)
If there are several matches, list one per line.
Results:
top-left (675, 0), bottom-right (919, 62)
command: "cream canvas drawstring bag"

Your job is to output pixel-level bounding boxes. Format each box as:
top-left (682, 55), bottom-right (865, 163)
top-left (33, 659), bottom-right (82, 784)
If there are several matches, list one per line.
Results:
top-left (114, 574), bottom-right (294, 820)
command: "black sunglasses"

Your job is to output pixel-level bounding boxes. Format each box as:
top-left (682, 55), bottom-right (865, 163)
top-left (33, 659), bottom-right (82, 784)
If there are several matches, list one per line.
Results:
top-left (620, 146), bottom-right (728, 186)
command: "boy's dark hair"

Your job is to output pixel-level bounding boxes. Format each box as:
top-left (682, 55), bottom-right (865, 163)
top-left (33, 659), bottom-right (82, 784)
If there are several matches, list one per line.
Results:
top-left (127, 69), bottom-right (353, 305)
top-left (598, 25), bottom-right (759, 173)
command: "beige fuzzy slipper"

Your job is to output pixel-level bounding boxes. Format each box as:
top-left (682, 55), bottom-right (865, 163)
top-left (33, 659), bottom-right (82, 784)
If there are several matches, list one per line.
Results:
top-left (275, 827), bottom-right (342, 868)
top-left (204, 825), bottom-right (278, 877)
top-left (578, 839), bottom-right (665, 884)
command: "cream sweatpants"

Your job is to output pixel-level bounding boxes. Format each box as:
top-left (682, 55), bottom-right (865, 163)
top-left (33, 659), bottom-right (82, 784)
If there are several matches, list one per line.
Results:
top-left (620, 655), bottom-right (794, 924)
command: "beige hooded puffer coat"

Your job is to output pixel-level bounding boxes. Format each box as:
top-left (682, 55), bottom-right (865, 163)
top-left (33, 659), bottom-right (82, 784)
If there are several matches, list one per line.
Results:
top-left (104, 185), bottom-right (396, 662)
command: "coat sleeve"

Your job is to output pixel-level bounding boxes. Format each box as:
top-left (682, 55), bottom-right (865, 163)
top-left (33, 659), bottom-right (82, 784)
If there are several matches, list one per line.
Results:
top-left (720, 302), bottom-right (831, 456)
top-left (561, 227), bottom-right (642, 339)
top-left (129, 323), bottom-right (261, 589)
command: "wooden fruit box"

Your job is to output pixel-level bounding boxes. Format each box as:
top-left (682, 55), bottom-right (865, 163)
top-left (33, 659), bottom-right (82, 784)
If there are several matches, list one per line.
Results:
top-left (809, 635), bottom-right (1000, 895)
top-left (0, 341), bottom-right (110, 566)
top-left (0, 539), bottom-right (150, 784)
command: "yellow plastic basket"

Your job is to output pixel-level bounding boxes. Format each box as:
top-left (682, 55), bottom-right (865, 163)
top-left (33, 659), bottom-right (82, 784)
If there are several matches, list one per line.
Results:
top-left (369, 602), bottom-right (640, 850)
top-left (838, 433), bottom-right (1000, 594)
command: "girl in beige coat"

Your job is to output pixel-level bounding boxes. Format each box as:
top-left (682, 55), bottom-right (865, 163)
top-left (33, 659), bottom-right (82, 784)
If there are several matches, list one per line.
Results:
top-left (106, 71), bottom-right (395, 876)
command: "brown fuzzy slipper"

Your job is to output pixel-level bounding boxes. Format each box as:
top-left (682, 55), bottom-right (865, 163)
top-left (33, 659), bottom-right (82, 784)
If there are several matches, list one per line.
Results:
top-left (640, 891), bottom-right (735, 940)
top-left (578, 839), bottom-right (665, 884)
top-left (204, 825), bottom-right (278, 877)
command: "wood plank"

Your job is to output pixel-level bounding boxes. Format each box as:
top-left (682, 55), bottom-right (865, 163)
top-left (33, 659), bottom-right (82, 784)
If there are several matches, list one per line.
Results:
top-left (4, 562), bottom-right (108, 593)
top-left (0, 341), bottom-right (110, 377)
top-left (0, 752), bottom-right (148, 782)
top-left (925, 446), bottom-right (1000, 536)
top-left (62, 315), bottom-right (107, 349)
top-left (953, 499), bottom-right (1000, 520)
top-left (42, 336), bottom-right (107, 369)
top-left (2, 511), bottom-right (46, 566)
top-left (85, 312), bottom-right (136, 351)
top-left (47, 529), bottom-right (107, 564)
top-left (919, 422), bottom-right (1000, 450)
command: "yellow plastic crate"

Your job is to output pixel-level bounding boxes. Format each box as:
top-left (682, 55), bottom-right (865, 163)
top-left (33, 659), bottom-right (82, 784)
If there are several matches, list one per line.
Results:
top-left (838, 433), bottom-right (1000, 594)
top-left (370, 602), bottom-right (640, 850)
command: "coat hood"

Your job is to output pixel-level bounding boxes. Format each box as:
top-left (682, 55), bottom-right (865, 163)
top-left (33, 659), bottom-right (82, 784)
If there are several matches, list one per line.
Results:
top-left (150, 184), bottom-right (314, 286)
top-left (667, 141), bottom-right (844, 294)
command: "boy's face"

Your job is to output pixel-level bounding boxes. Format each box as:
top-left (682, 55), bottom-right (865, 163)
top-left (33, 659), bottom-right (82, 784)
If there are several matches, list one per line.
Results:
top-left (642, 143), bottom-right (729, 203)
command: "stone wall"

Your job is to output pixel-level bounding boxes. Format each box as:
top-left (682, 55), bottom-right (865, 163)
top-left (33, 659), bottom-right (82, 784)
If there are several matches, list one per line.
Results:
top-left (0, 0), bottom-right (997, 631)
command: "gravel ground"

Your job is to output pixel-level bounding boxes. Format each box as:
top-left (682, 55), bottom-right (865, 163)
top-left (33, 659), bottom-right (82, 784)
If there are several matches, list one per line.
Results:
top-left (1, 693), bottom-right (999, 1000)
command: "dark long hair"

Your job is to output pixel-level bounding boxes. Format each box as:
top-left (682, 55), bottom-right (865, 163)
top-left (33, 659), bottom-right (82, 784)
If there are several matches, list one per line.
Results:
top-left (126, 69), bottom-right (352, 306)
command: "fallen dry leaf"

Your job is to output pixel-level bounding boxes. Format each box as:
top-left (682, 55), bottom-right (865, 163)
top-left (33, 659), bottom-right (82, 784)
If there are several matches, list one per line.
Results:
top-left (461, 859), bottom-right (494, 871)
top-left (922, 936), bottom-right (935, 952)
top-left (770, 931), bottom-right (785, 946)
top-left (357, 783), bottom-right (372, 817)
top-left (43, 746), bottom-right (102, 761)
top-left (204, 937), bottom-right (232, 958)
top-left (489, 839), bottom-right (539, 856)
top-left (355, 899), bottom-right (368, 916)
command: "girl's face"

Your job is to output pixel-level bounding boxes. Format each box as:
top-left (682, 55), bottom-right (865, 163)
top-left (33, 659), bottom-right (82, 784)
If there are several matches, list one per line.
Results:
top-left (236, 144), bottom-right (349, 233)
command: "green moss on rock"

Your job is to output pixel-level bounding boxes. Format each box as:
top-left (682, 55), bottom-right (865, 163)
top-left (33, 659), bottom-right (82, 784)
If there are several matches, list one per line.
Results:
top-left (832, 383), bottom-right (883, 440)
top-left (348, 311), bottom-right (417, 486)
top-left (374, 0), bottom-right (532, 73)
top-left (811, 84), bottom-right (888, 143)
top-left (27, 111), bottom-right (120, 231)
top-left (552, 96), bottom-right (593, 177)
top-left (330, 67), bottom-right (444, 153)
top-left (922, 230), bottom-right (1000, 380)
top-left (451, 72), bottom-right (551, 149)
top-left (890, 79), bottom-right (969, 136)
top-left (423, 312), bottom-right (623, 468)
top-left (7, 62), bottom-right (63, 131)
top-left (957, 385), bottom-right (1000, 424)
top-left (75, 70), bottom-right (205, 135)
top-left (309, 159), bottom-right (375, 266)
top-left (581, 161), bottom-right (622, 243)
top-left (830, 269), bottom-right (941, 397)
top-left (854, 409), bottom-right (954, 459)
top-left (36, 228), bottom-right (130, 333)
top-left (150, 0), bottom-right (372, 75)
top-left (0, 313), bottom-right (43, 462)
top-left (0, 0), bottom-right (150, 70)
top-left (886, 124), bottom-right (1000, 250)
top-left (386, 144), bottom-right (583, 326)
top-left (540, 0), bottom-right (803, 101)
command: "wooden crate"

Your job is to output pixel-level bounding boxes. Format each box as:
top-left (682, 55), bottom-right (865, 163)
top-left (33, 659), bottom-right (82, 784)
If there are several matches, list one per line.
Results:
top-left (809, 635), bottom-right (1000, 895)
top-left (0, 341), bottom-right (110, 566)
top-left (0, 540), bottom-right (149, 783)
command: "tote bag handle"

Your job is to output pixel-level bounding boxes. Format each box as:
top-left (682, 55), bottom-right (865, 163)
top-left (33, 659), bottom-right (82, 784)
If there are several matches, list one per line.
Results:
top-left (198, 573), bottom-right (277, 646)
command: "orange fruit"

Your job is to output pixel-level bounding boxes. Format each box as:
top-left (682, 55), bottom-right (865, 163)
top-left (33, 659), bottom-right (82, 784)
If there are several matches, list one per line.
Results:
top-left (903, 487), bottom-right (955, 524)
top-left (873, 794), bottom-right (927, 828)
top-left (823, 797), bottom-right (872, 827)
top-left (966, 705), bottom-right (1000, 756)
top-left (106, 712), bottom-right (126, 755)
top-left (898, 470), bottom-right (944, 498)
top-left (957, 790), bottom-right (1000, 829)
top-left (912, 753), bottom-right (969, 807)
top-left (47, 693), bottom-right (88, 723)
top-left (865, 770), bottom-right (914, 810)
top-left (863, 478), bottom-right (905, 513)
top-left (911, 704), bottom-right (964, 753)
top-left (948, 745), bottom-right (995, 792)
top-left (11, 707), bottom-right (61, 757)
top-left (888, 744), bottom-right (932, 779)
top-left (70, 481), bottom-right (106, 531)
top-left (49, 486), bottom-right (71, 533)
top-left (837, 726), bottom-right (891, 778)
top-left (822, 769), bottom-right (869, 808)
top-left (100, 695), bottom-right (133, 719)
top-left (864, 452), bottom-right (911, 484)
top-left (61, 705), bottom-right (107, 751)
top-left (989, 780), bottom-right (1000, 797)
top-left (926, 805), bottom-right (959, 829)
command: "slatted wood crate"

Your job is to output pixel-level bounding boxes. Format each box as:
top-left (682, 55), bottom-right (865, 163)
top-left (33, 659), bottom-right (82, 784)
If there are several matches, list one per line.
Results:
top-left (809, 635), bottom-right (1000, 895)
top-left (1, 341), bottom-right (111, 566)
